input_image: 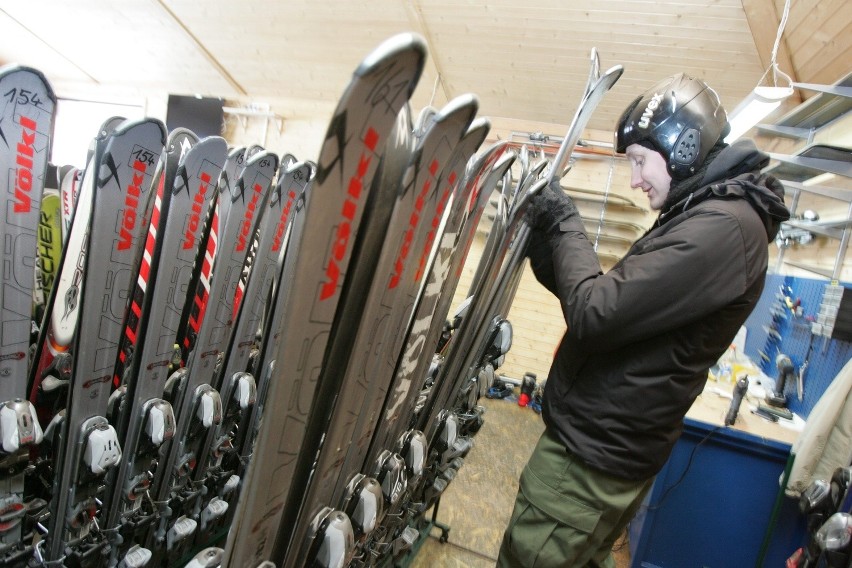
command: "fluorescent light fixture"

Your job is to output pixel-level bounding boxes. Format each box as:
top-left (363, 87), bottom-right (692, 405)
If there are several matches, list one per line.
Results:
top-left (725, 85), bottom-right (794, 143)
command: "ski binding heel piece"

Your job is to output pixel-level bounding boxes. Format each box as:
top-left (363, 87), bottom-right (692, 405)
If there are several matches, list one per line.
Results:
top-left (199, 497), bottom-right (228, 530)
top-left (117, 544), bottom-right (152, 568)
top-left (305, 508), bottom-right (355, 568)
top-left (144, 399), bottom-right (176, 446)
top-left (0, 399), bottom-right (43, 452)
top-left (194, 385), bottom-right (222, 428)
top-left (83, 417), bottom-right (121, 475)
top-left (166, 515), bottom-right (197, 550)
top-left (183, 546), bottom-right (223, 568)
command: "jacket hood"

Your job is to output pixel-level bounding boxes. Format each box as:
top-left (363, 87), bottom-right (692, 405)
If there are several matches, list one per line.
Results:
top-left (663, 139), bottom-right (791, 242)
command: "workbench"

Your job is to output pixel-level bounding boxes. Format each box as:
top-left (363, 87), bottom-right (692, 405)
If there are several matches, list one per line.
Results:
top-left (628, 381), bottom-right (807, 568)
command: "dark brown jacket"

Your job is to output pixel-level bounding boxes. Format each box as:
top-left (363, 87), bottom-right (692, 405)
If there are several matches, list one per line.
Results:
top-left (530, 140), bottom-right (790, 479)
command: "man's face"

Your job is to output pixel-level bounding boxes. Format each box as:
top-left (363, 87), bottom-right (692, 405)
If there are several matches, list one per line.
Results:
top-left (625, 144), bottom-right (672, 211)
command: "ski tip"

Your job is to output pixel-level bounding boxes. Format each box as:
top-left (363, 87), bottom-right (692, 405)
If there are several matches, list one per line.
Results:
top-left (437, 93), bottom-right (479, 132)
top-left (356, 32), bottom-right (427, 95)
top-left (604, 64), bottom-right (625, 82)
top-left (462, 117), bottom-right (491, 150)
top-left (0, 64), bottom-right (58, 101)
top-left (116, 117), bottom-right (168, 146)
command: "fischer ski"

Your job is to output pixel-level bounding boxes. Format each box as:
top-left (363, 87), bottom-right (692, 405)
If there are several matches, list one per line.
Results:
top-left (223, 32), bottom-right (427, 568)
top-left (0, 64), bottom-right (56, 567)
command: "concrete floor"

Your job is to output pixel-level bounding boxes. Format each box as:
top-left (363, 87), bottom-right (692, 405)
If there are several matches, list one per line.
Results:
top-left (408, 395), bottom-right (631, 568)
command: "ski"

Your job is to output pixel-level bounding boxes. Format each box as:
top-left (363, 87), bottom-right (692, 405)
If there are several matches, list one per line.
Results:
top-left (282, 95), bottom-right (478, 568)
top-left (365, 127), bottom-right (504, 475)
top-left (147, 149), bottom-right (277, 559)
top-left (40, 117), bottom-right (167, 564)
top-left (27, 115), bottom-right (125, 431)
top-left (192, 159), bottom-right (313, 547)
top-left (547, 48), bottom-right (623, 184)
top-left (176, 146), bottom-right (248, 366)
top-left (359, 144), bottom-right (516, 564)
top-left (222, 32), bottom-right (426, 568)
top-left (0, 64), bottom-right (56, 567)
top-left (101, 131), bottom-right (227, 566)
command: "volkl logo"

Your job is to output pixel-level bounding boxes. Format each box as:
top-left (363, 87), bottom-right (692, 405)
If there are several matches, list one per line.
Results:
top-left (390, 158), bottom-right (439, 290)
top-left (235, 183), bottom-right (263, 252)
top-left (271, 190), bottom-right (297, 253)
top-left (118, 160), bottom-right (149, 250)
top-left (320, 127), bottom-right (380, 301)
top-left (183, 172), bottom-right (212, 250)
top-left (638, 92), bottom-right (663, 129)
top-left (14, 116), bottom-right (37, 213)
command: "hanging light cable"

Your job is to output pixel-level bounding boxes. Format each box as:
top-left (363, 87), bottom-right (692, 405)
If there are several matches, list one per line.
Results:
top-left (725, 0), bottom-right (795, 142)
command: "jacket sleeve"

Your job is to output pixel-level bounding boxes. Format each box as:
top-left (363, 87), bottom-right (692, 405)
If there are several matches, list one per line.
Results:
top-left (551, 204), bottom-right (761, 352)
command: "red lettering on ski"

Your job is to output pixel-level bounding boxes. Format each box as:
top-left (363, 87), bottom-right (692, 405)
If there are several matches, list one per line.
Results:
top-left (415, 171), bottom-right (455, 282)
top-left (389, 158), bottom-right (439, 289)
top-left (236, 182), bottom-right (263, 252)
top-left (13, 116), bottom-right (37, 213)
top-left (117, 160), bottom-right (149, 250)
top-left (183, 172), bottom-right (211, 249)
top-left (272, 190), bottom-right (297, 252)
top-left (319, 127), bottom-right (379, 300)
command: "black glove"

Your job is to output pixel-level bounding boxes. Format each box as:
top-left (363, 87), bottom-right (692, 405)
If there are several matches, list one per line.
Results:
top-left (524, 178), bottom-right (579, 236)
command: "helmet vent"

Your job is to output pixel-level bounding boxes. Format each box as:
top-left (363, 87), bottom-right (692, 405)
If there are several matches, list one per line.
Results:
top-left (673, 128), bottom-right (699, 165)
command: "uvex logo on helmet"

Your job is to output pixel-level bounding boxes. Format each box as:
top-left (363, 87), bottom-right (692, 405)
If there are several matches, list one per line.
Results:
top-left (638, 92), bottom-right (664, 129)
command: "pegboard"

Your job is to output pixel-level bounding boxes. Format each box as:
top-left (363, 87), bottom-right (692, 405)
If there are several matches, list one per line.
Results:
top-left (743, 273), bottom-right (852, 419)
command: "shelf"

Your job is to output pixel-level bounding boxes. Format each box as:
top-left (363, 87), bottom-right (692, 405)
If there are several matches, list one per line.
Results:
top-left (757, 72), bottom-right (852, 140)
top-left (765, 143), bottom-right (852, 181)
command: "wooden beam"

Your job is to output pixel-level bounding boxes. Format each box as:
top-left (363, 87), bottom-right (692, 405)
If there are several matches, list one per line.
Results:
top-left (740, 0), bottom-right (800, 86)
top-left (153, 0), bottom-right (247, 96)
top-left (405, 0), bottom-right (451, 106)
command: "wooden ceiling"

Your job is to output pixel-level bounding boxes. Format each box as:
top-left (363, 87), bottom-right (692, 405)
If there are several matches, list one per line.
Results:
top-left (0, 0), bottom-right (848, 135)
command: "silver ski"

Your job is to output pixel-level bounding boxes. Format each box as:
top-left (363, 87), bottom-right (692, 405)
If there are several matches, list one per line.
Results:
top-left (284, 95), bottom-right (477, 568)
top-left (44, 118), bottom-right (167, 563)
top-left (0, 64), bottom-right (55, 565)
top-left (223, 32), bottom-right (426, 568)
top-left (147, 150), bottom-right (277, 558)
top-left (102, 132), bottom-right (227, 565)
top-left (192, 160), bottom-right (312, 544)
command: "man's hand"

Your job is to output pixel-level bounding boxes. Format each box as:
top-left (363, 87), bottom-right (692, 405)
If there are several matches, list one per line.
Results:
top-left (524, 178), bottom-right (579, 235)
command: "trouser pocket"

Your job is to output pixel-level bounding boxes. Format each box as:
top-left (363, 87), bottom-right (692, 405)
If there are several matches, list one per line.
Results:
top-left (501, 466), bottom-right (602, 568)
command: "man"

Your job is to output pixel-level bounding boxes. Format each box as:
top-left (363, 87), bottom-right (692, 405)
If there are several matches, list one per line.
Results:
top-left (497, 73), bottom-right (790, 567)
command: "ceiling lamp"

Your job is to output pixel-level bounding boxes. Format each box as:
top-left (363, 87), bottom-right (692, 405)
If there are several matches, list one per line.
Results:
top-left (725, 0), bottom-right (794, 143)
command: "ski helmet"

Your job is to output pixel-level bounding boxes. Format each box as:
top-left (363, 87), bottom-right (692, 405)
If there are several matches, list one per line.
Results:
top-left (615, 73), bottom-right (730, 180)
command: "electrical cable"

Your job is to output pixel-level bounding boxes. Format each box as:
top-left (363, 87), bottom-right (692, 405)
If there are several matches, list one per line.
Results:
top-left (645, 425), bottom-right (724, 511)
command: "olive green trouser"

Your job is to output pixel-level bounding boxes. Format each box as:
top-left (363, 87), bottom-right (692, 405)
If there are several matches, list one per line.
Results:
top-left (497, 429), bottom-right (654, 568)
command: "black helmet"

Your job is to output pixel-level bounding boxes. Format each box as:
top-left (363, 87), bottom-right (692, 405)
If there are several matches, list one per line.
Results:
top-left (615, 73), bottom-right (730, 180)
